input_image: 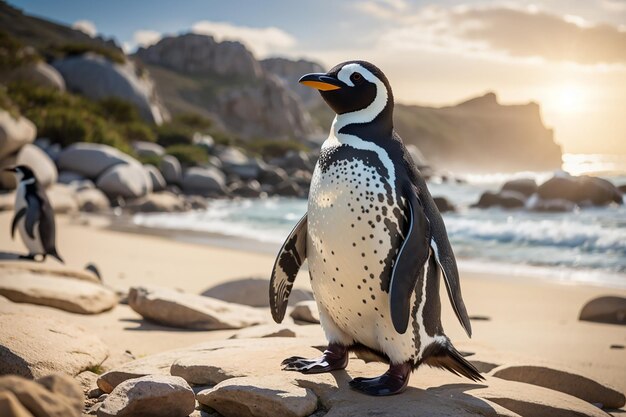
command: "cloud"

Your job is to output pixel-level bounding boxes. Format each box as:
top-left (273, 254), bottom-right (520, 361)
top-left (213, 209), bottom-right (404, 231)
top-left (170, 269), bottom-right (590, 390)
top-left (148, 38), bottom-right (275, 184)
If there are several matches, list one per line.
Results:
top-left (190, 21), bottom-right (296, 58)
top-left (354, 0), bottom-right (409, 20)
top-left (72, 20), bottom-right (97, 37)
top-left (356, 4), bottom-right (626, 66)
top-left (133, 30), bottom-right (162, 48)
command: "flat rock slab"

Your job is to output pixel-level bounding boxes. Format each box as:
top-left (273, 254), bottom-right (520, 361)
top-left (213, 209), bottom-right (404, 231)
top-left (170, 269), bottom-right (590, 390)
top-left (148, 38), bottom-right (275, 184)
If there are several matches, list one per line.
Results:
top-left (290, 300), bottom-right (320, 323)
top-left (229, 323), bottom-right (296, 339)
top-left (196, 375), bottom-right (318, 417)
top-left (97, 375), bottom-right (195, 417)
top-left (0, 262), bottom-right (101, 283)
top-left (101, 337), bottom-right (609, 417)
top-left (579, 296), bottom-right (626, 325)
top-left (0, 271), bottom-right (117, 314)
top-left (128, 286), bottom-right (266, 330)
top-left (0, 300), bottom-right (108, 378)
top-left (491, 364), bottom-right (625, 408)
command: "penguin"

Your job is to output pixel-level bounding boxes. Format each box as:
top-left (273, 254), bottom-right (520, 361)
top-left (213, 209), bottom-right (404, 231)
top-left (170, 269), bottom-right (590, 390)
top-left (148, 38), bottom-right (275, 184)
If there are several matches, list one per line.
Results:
top-left (6, 165), bottom-right (64, 263)
top-left (270, 60), bottom-right (482, 396)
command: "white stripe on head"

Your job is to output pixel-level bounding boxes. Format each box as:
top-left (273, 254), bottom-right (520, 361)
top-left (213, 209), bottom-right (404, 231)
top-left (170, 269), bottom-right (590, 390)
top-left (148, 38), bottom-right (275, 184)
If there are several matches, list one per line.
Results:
top-left (333, 63), bottom-right (389, 133)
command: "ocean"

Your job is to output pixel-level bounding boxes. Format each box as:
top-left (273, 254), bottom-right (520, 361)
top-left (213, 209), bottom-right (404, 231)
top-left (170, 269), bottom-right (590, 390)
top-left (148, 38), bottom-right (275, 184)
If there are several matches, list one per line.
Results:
top-left (133, 154), bottom-right (626, 289)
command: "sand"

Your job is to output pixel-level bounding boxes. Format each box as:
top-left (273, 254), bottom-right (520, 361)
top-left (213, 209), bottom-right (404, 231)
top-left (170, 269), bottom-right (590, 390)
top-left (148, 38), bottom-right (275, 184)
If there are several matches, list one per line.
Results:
top-left (0, 211), bottom-right (624, 396)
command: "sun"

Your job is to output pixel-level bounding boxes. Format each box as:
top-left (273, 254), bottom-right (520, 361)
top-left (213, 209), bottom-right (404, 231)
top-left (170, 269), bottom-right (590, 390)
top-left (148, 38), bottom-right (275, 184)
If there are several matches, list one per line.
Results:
top-left (549, 83), bottom-right (587, 115)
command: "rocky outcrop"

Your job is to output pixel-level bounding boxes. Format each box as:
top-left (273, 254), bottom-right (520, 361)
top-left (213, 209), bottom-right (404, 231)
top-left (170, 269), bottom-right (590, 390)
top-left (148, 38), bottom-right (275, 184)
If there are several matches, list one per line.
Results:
top-left (501, 178), bottom-right (538, 197)
top-left (97, 375), bottom-right (195, 417)
top-left (134, 33), bottom-right (315, 140)
top-left (127, 286), bottom-right (266, 330)
top-left (53, 54), bottom-right (167, 124)
top-left (537, 175), bottom-right (623, 206)
top-left (395, 93), bottom-right (562, 173)
top-left (0, 297), bottom-right (108, 378)
top-left (181, 166), bottom-right (226, 196)
top-left (0, 61), bottom-right (66, 91)
top-left (96, 163), bottom-right (152, 199)
top-left (472, 190), bottom-right (526, 209)
top-left (56, 143), bottom-right (136, 180)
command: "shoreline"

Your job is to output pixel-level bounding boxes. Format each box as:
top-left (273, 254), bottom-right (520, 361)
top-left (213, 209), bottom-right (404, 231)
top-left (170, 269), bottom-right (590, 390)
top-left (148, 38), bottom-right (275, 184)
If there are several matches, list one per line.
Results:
top-left (108, 212), bottom-right (626, 291)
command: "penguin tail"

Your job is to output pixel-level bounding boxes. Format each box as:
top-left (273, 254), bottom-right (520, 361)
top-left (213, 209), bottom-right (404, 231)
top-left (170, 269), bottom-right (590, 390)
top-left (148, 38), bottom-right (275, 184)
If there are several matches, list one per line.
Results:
top-left (420, 339), bottom-right (484, 382)
top-left (48, 250), bottom-right (65, 264)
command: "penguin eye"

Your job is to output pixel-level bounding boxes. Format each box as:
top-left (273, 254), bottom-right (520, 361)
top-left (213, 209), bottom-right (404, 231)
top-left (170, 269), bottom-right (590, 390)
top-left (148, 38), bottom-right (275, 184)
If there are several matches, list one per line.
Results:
top-left (351, 72), bottom-right (363, 84)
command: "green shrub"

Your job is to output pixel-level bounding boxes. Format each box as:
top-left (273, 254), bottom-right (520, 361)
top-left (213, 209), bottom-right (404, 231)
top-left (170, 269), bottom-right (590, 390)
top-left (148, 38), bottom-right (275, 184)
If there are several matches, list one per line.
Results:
top-left (0, 31), bottom-right (40, 70)
top-left (98, 97), bottom-right (141, 123)
top-left (121, 121), bottom-right (156, 142)
top-left (50, 43), bottom-right (125, 64)
top-left (165, 144), bottom-right (208, 166)
top-left (156, 123), bottom-right (193, 146)
top-left (136, 154), bottom-right (163, 166)
top-left (172, 113), bottom-right (213, 131)
top-left (248, 138), bottom-right (309, 158)
top-left (0, 86), bottom-right (20, 118)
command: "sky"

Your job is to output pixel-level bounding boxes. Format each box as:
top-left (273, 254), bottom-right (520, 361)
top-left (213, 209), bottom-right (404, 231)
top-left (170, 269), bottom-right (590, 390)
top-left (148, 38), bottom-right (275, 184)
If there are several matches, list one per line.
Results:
top-left (9, 0), bottom-right (626, 154)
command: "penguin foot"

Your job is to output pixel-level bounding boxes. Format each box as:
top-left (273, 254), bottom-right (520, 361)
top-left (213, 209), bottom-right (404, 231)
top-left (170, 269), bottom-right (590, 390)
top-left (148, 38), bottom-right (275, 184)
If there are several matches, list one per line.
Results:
top-left (349, 361), bottom-right (412, 396)
top-left (281, 343), bottom-right (348, 374)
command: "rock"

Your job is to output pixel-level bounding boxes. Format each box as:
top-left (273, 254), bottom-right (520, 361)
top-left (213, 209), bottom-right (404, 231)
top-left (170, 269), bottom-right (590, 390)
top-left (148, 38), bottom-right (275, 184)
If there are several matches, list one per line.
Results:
top-left (229, 180), bottom-right (262, 198)
top-left (193, 133), bottom-right (215, 150)
top-left (136, 33), bottom-right (263, 79)
top-left (1, 61), bottom-right (66, 91)
top-left (258, 166), bottom-right (288, 186)
top-left (196, 376), bottom-right (318, 417)
top-left (537, 175), bottom-right (622, 206)
top-left (0, 301), bottom-right (108, 378)
top-left (75, 371), bottom-right (100, 395)
top-left (184, 195), bottom-right (208, 210)
top-left (181, 166), bottom-right (226, 196)
top-left (1, 144), bottom-right (58, 189)
top-left (279, 151), bottom-right (313, 172)
top-left (159, 155), bottom-right (182, 185)
top-left (472, 190), bottom-right (526, 209)
top-left (126, 191), bottom-right (186, 213)
top-left (0, 191), bottom-right (15, 211)
top-left (229, 324), bottom-right (296, 339)
top-left (491, 364), bottom-right (625, 409)
top-left (97, 375), bottom-right (194, 417)
top-left (291, 169), bottom-right (312, 187)
top-left (53, 54), bottom-right (166, 124)
top-left (132, 141), bottom-right (164, 158)
top-left (618, 184), bottom-right (626, 194)
top-left (76, 188), bottom-right (111, 212)
top-left (56, 143), bottom-right (137, 180)
top-left (127, 286), bottom-right (266, 330)
top-left (0, 270), bottom-right (117, 314)
top-left (275, 180), bottom-right (303, 197)
top-left (290, 300), bottom-right (320, 323)
top-left (0, 391), bottom-right (33, 417)
top-left (433, 196), bottom-right (455, 213)
top-left (46, 184), bottom-right (78, 214)
top-left (58, 171), bottom-right (89, 186)
top-left (260, 58), bottom-right (325, 108)
top-left (0, 374), bottom-right (82, 417)
top-left (96, 163), bottom-right (152, 199)
top-left (500, 178), bottom-right (537, 197)
top-left (0, 110), bottom-right (36, 160)
top-left (529, 198), bottom-right (576, 213)
top-left (143, 164), bottom-right (166, 192)
top-left (0, 262), bottom-right (102, 284)
top-left (579, 296), bottom-right (626, 325)
top-left (202, 278), bottom-right (313, 307)
top-left (218, 148), bottom-right (260, 180)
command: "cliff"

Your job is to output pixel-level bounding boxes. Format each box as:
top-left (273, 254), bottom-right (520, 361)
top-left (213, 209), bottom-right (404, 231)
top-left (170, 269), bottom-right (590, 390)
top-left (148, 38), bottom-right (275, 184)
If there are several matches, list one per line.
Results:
top-left (134, 34), bottom-right (316, 141)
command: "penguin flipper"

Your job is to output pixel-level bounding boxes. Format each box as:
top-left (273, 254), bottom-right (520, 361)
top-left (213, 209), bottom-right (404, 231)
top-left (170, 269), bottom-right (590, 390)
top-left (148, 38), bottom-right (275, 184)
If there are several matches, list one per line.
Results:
top-left (24, 194), bottom-right (42, 240)
top-left (270, 213), bottom-right (307, 323)
top-left (389, 185), bottom-right (430, 334)
top-left (11, 208), bottom-right (26, 239)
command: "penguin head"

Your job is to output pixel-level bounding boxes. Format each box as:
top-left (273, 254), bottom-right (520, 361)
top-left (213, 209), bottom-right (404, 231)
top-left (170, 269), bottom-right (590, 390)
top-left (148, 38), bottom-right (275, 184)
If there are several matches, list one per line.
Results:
top-left (299, 60), bottom-right (393, 122)
top-left (5, 165), bottom-right (36, 183)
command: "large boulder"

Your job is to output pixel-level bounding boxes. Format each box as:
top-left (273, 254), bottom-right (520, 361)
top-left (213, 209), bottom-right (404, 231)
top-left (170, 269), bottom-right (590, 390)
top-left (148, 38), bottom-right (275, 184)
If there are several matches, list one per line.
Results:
top-left (202, 278), bottom-right (313, 307)
top-left (0, 144), bottom-right (58, 189)
top-left (53, 54), bottom-right (166, 124)
top-left (501, 178), bottom-right (537, 197)
top-left (46, 184), bottom-right (79, 214)
top-left (0, 110), bottom-right (36, 160)
top-left (125, 191), bottom-right (186, 213)
top-left (433, 196), bottom-right (455, 213)
top-left (579, 296), bottom-right (626, 325)
top-left (472, 190), bottom-right (526, 209)
top-left (181, 166), bottom-right (226, 196)
top-left (491, 364), bottom-right (625, 409)
top-left (0, 298), bottom-right (108, 378)
top-left (218, 148), bottom-right (261, 180)
top-left (0, 374), bottom-right (83, 417)
top-left (96, 163), bottom-right (152, 199)
top-left (132, 141), bottom-right (164, 158)
top-left (127, 286), bottom-right (266, 330)
top-left (537, 175), bottom-right (622, 206)
top-left (143, 164), bottom-right (166, 191)
top-left (76, 188), bottom-right (110, 212)
top-left (0, 268), bottom-right (117, 314)
top-left (290, 300), bottom-right (320, 324)
top-left (1, 61), bottom-right (66, 91)
top-left (97, 375), bottom-right (195, 417)
top-left (56, 143), bottom-right (137, 180)
top-left (159, 155), bottom-right (182, 185)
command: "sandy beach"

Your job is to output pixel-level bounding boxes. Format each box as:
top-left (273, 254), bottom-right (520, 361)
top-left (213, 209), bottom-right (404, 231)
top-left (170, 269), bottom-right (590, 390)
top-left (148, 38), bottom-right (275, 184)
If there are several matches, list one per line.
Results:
top-left (1, 211), bottom-right (624, 402)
